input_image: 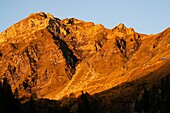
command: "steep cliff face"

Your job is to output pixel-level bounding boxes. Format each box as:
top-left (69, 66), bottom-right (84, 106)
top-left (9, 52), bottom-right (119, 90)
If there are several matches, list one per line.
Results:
top-left (0, 29), bottom-right (72, 100)
top-left (0, 12), bottom-right (170, 104)
top-left (0, 12), bottom-right (79, 101)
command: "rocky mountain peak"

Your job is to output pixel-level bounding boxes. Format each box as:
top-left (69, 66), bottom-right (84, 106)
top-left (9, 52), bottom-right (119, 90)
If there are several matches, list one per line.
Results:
top-left (117, 23), bottom-right (126, 30)
top-left (0, 13), bottom-right (170, 113)
top-left (0, 12), bottom-right (60, 44)
top-left (114, 23), bottom-right (135, 35)
top-left (28, 11), bottom-right (55, 20)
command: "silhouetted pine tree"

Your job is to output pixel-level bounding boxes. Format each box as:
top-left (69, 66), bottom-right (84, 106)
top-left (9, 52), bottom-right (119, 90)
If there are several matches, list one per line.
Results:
top-left (78, 91), bottom-right (91, 113)
top-left (0, 78), bottom-right (21, 113)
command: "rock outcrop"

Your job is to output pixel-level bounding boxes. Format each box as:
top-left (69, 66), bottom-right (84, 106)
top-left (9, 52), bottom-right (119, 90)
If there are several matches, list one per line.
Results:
top-left (0, 12), bottom-right (170, 108)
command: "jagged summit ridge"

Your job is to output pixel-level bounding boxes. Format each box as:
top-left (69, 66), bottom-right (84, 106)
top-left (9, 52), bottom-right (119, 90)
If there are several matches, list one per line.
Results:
top-left (0, 12), bottom-right (136, 43)
top-left (0, 12), bottom-right (60, 43)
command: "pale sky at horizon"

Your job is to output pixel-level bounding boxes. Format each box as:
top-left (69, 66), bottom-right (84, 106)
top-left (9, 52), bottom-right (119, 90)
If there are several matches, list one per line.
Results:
top-left (0, 0), bottom-right (170, 34)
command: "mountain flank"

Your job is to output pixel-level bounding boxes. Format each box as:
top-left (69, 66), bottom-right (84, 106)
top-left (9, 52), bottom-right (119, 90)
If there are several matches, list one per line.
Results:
top-left (0, 12), bottom-right (170, 113)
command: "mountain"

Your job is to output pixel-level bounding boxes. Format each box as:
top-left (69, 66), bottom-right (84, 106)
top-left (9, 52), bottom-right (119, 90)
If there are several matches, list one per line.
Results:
top-left (0, 12), bottom-right (169, 113)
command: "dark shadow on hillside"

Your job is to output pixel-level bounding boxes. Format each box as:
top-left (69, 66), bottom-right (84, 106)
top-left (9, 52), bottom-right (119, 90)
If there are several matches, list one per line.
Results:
top-left (15, 71), bottom-right (169, 113)
top-left (51, 33), bottom-right (78, 80)
top-left (0, 63), bottom-right (170, 113)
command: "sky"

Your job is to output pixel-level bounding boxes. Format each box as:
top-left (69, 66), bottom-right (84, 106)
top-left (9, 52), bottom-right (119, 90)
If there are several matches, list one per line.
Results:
top-left (0, 0), bottom-right (170, 34)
